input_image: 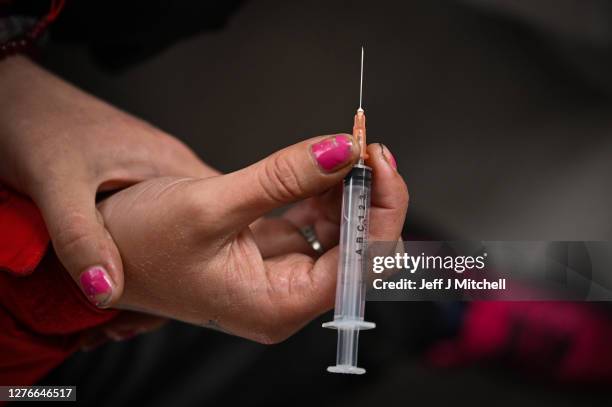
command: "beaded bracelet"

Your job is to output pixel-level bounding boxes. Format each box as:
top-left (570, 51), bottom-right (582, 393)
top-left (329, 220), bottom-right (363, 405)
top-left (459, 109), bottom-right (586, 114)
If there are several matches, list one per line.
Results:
top-left (0, 0), bottom-right (65, 60)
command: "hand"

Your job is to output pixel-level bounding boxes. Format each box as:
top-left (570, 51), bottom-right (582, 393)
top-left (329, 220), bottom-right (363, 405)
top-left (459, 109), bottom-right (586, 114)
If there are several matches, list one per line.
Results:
top-left (0, 56), bottom-right (216, 308)
top-left (97, 135), bottom-right (408, 343)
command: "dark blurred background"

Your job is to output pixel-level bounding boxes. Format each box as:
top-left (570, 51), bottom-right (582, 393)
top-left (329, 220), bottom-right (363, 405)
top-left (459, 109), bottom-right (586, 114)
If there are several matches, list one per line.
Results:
top-left (38, 0), bottom-right (612, 405)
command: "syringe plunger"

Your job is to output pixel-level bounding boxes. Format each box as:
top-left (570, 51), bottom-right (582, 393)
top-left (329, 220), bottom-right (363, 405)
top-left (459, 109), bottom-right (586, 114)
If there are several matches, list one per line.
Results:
top-left (322, 164), bottom-right (374, 374)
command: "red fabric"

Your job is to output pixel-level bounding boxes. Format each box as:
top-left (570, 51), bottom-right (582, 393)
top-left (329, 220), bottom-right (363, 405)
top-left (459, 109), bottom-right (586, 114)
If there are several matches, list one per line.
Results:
top-left (0, 186), bottom-right (48, 275)
top-left (0, 185), bottom-right (118, 386)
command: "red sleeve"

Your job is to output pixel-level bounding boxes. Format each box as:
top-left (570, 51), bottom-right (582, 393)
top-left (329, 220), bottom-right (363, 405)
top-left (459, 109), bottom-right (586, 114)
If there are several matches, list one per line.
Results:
top-left (0, 185), bottom-right (118, 385)
top-left (0, 186), bottom-right (48, 276)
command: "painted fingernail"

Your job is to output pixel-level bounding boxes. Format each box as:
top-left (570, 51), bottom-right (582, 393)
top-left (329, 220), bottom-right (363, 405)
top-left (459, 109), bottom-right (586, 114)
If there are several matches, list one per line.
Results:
top-left (381, 144), bottom-right (398, 171)
top-left (79, 266), bottom-right (113, 308)
top-left (311, 135), bottom-right (354, 172)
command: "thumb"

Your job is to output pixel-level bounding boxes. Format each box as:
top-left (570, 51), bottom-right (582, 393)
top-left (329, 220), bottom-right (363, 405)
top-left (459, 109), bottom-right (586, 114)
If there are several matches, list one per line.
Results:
top-left (210, 134), bottom-right (360, 229)
top-left (34, 182), bottom-right (123, 308)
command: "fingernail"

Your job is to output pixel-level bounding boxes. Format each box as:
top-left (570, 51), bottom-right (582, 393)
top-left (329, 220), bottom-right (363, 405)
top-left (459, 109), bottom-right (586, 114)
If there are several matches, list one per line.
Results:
top-left (311, 135), bottom-right (354, 172)
top-left (381, 144), bottom-right (398, 171)
top-left (79, 266), bottom-right (113, 308)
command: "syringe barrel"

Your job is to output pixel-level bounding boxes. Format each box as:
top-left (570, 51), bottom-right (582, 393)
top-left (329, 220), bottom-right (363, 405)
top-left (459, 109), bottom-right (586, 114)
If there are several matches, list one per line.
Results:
top-left (333, 164), bottom-right (372, 322)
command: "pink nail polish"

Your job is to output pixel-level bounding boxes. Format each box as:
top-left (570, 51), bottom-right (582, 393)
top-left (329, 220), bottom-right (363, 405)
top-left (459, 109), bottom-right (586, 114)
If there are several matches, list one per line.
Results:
top-left (311, 135), bottom-right (353, 172)
top-left (80, 266), bottom-right (113, 307)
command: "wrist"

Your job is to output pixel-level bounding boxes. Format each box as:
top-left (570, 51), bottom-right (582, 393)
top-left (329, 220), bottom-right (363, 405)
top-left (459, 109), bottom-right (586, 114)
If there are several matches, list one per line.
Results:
top-left (0, 55), bottom-right (33, 190)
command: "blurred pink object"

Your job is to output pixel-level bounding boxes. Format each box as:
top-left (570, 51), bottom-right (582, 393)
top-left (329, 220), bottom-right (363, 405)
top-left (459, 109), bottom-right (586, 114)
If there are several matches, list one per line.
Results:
top-left (427, 302), bottom-right (612, 383)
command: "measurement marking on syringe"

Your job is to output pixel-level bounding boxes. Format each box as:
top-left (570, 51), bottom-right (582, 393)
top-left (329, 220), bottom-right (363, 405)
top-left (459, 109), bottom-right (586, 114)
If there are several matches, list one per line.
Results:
top-left (355, 194), bottom-right (367, 255)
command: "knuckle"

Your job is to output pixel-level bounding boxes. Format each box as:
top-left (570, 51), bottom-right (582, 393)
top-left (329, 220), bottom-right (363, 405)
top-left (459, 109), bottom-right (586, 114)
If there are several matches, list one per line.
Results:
top-left (179, 185), bottom-right (222, 236)
top-left (53, 214), bottom-right (95, 255)
top-left (182, 194), bottom-right (210, 224)
top-left (258, 154), bottom-right (304, 203)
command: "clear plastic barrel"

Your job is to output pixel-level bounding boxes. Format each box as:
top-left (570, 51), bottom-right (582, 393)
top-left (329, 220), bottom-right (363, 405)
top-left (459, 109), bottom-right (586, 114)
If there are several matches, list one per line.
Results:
top-left (323, 164), bottom-right (375, 374)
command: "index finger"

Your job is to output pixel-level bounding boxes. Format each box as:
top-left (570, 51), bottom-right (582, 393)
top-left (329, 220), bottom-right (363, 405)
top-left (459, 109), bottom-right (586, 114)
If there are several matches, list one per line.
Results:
top-left (365, 143), bottom-right (408, 241)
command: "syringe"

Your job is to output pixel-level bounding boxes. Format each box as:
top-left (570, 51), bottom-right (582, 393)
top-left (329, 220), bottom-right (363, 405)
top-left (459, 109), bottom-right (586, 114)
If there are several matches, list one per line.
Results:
top-left (322, 47), bottom-right (374, 374)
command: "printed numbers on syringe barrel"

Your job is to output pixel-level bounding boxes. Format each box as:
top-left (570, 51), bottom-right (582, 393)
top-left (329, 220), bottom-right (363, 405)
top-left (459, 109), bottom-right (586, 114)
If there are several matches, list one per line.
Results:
top-left (335, 165), bottom-right (372, 319)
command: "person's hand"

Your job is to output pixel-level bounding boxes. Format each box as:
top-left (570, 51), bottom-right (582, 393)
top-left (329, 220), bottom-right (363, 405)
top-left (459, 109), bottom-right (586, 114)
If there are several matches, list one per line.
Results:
top-left (0, 56), bottom-right (217, 308)
top-left (98, 136), bottom-right (408, 343)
